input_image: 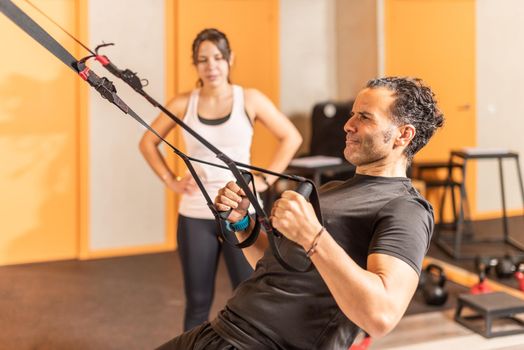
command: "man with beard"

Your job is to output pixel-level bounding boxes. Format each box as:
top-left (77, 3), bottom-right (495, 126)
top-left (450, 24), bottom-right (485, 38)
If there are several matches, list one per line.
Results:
top-left (156, 76), bottom-right (445, 349)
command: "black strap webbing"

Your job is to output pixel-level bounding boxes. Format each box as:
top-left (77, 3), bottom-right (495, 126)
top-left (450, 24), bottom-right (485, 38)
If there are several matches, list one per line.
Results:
top-left (0, 0), bottom-right (325, 272)
top-left (0, 0), bottom-right (78, 72)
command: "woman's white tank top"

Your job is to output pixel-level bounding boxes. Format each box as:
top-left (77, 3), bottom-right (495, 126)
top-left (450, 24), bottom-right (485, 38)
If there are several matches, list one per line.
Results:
top-left (178, 85), bottom-right (254, 219)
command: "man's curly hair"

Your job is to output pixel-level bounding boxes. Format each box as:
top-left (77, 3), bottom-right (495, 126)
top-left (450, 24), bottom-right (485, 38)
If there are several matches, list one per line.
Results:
top-left (366, 77), bottom-right (444, 162)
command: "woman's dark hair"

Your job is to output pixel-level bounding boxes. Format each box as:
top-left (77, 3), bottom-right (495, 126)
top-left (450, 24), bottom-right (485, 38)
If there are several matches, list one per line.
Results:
top-left (366, 77), bottom-right (445, 162)
top-left (192, 28), bottom-right (232, 86)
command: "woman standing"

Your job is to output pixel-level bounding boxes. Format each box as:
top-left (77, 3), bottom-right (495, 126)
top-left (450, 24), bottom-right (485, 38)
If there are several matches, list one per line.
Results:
top-left (139, 28), bottom-right (302, 331)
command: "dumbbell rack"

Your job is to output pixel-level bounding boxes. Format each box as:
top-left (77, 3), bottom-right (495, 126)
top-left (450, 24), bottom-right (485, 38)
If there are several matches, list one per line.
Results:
top-left (455, 292), bottom-right (524, 337)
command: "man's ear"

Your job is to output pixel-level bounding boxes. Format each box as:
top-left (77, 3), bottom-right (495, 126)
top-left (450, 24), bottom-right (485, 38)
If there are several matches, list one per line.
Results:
top-left (395, 124), bottom-right (416, 147)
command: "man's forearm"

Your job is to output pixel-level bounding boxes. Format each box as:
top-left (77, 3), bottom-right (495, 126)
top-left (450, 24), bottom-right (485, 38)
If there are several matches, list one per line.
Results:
top-left (235, 217), bottom-right (268, 268)
top-left (309, 232), bottom-right (418, 338)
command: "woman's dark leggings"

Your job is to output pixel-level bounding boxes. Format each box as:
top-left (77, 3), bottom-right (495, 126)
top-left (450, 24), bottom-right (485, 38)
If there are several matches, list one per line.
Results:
top-left (177, 215), bottom-right (254, 331)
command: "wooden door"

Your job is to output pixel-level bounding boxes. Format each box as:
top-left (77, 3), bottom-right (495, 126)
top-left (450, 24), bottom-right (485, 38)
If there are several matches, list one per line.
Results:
top-left (385, 0), bottom-right (476, 216)
top-left (0, 0), bottom-right (82, 264)
top-left (166, 0), bottom-right (280, 244)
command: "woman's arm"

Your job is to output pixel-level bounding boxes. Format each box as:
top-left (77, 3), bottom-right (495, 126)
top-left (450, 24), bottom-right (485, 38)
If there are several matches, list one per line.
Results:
top-left (245, 89), bottom-right (303, 187)
top-left (138, 94), bottom-right (197, 194)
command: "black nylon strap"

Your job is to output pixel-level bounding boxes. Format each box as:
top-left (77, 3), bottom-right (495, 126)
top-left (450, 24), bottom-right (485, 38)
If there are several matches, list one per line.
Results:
top-left (1, 0), bottom-right (327, 271)
top-left (0, 0), bottom-right (259, 249)
top-left (0, 0), bottom-right (226, 230)
top-left (0, 0), bottom-right (78, 73)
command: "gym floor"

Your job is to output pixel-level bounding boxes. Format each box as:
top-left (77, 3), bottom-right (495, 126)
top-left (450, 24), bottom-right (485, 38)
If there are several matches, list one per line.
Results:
top-left (1, 216), bottom-right (524, 350)
top-left (428, 215), bottom-right (524, 290)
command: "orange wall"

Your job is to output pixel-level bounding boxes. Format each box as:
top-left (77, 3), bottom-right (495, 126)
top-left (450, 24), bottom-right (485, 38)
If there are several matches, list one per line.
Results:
top-left (0, 0), bottom-right (280, 265)
top-left (166, 0), bottom-right (280, 245)
top-left (385, 0), bottom-right (477, 218)
top-left (174, 0), bottom-right (280, 165)
top-left (0, 0), bottom-right (85, 265)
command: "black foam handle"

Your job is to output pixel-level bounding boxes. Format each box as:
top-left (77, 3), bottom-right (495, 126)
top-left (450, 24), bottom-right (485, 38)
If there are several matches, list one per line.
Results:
top-left (219, 172), bottom-right (252, 220)
top-left (271, 180), bottom-right (313, 239)
top-left (295, 181), bottom-right (313, 200)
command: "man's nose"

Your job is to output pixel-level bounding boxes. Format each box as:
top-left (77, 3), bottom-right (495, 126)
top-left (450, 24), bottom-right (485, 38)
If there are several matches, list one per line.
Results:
top-left (344, 115), bottom-right (355, 133)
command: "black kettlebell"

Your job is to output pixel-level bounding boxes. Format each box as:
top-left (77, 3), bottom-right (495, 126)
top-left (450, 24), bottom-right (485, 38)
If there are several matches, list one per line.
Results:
top-left (495, 255), bottom-right (516, 279)
top-left (475, 256), bottom-right (498, 280)
top-left (422, 264), bottom-right (449, 306)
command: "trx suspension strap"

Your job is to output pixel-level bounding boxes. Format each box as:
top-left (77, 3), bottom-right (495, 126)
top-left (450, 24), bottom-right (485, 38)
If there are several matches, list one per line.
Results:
top-left (0, 0), bottom-right (256, 249)
top-left (0, 0), bottom-right (323, 272)
top-left (0, 0), bottom-right (242, 245)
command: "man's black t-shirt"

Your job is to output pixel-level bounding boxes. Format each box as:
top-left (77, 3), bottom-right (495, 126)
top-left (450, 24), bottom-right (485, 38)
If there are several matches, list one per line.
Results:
top-left (211, 174), bottom-right (434, 349)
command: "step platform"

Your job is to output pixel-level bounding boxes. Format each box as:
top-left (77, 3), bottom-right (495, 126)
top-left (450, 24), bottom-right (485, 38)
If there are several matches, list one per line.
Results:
top-left (455, 292), bottom-right (524, 338)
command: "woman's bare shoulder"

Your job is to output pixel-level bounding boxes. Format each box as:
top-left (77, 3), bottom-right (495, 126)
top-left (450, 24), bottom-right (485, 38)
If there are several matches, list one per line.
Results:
top-left (166, 91), bottom-right (193, 115)
top-left (244, 87), bottom-right (274, 111)
top-left (243, 87), bottom-right (264, 101)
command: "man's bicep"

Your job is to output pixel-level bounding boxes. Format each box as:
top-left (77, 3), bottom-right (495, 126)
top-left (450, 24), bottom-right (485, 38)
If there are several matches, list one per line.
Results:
top-left (369, 197), bottom-right (434, 275)
top-left (368, 253), bottom-right (419, 314)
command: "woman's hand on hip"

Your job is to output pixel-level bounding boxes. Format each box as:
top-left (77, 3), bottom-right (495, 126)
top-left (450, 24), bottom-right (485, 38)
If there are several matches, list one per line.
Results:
top-left (166, 173), bottom-right (198, 194)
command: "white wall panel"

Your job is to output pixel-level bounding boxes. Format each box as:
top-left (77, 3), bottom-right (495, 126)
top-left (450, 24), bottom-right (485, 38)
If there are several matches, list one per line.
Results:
top-left (476, 0), bottom-right (524, 212)
top-left (279, 0), bottom-right (337, 117)
top-left (88, 0), bottom-right (165, 249)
